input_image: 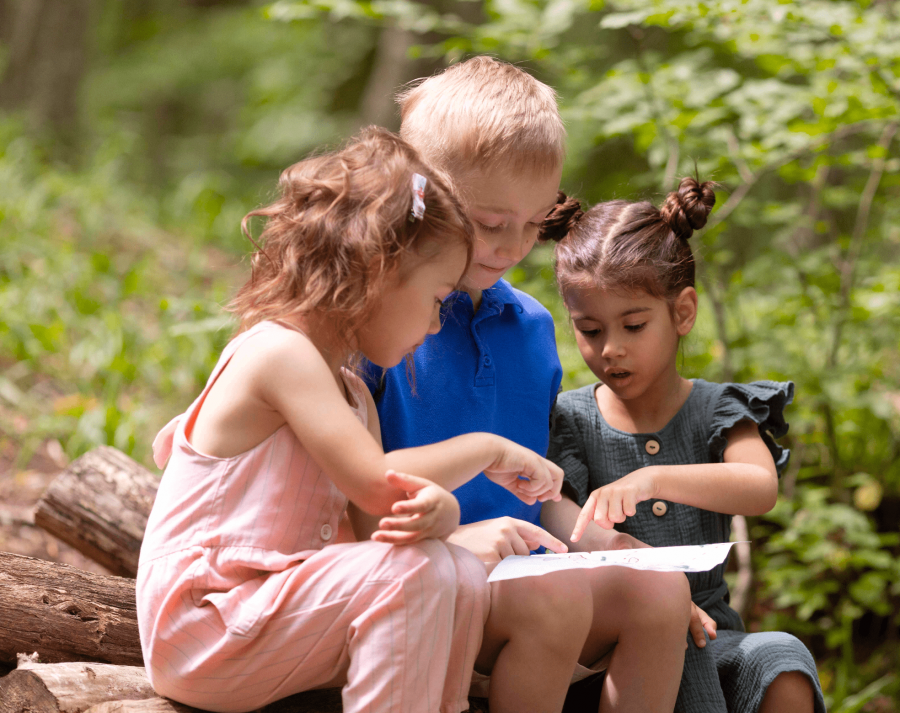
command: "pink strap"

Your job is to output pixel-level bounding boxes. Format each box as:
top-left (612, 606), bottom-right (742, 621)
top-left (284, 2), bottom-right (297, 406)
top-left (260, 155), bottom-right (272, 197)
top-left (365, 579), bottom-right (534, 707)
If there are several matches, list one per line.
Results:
top-left (150, 321), bottom-right (355, 469)
top-left (152, 414), bottom-right (182, 469)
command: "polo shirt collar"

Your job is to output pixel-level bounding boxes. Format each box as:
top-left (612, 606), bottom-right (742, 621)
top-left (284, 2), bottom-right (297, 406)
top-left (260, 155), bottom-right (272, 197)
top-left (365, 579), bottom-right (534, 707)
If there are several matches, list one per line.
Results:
top-left (452, 278), bottom-right (522, 314)
top-left (482, 279), bottom-right (523, 312)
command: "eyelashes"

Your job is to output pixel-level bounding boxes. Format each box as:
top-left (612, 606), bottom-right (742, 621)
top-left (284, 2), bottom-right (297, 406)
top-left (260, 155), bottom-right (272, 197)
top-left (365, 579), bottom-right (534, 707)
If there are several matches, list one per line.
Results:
top-left (477, 222), bottom-right (503, 234)
top-left (578, 323), bottom-right (647, 337)
top-left (476, 222), bottom-right (543, 235)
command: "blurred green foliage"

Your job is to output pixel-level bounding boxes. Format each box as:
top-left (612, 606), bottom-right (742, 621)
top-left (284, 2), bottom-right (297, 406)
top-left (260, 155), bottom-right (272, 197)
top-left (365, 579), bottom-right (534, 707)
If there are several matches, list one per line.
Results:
top-left (2, 0), bottom-right (900, 708)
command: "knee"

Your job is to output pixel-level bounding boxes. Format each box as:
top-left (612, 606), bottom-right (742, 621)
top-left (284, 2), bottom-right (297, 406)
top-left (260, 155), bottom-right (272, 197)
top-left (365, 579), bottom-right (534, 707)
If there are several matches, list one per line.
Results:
top-left (749, 631), bottom-right (817, 668)
top-left (493, 571), bottom-right (593, 642)
top-left (630, 570), bottom-right (691, 615)
top-left (445, 543), bottom-right (490, 618)
top-left (761, 671), bottom-right (816, 712)
top-left (391, 540), bottom-right (460, 593)
top-left (618, 570), bottom-right (692, 630)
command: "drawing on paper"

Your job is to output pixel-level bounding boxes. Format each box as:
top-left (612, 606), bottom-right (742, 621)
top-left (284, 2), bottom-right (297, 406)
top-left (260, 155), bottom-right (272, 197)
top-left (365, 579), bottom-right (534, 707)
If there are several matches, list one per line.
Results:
top-left (487, 542), bottom-right (744, 583)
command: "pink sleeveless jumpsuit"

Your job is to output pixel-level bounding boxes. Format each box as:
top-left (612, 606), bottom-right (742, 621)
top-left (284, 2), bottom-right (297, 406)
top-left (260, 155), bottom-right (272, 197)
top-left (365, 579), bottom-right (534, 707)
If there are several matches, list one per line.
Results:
top-left (137, 321), bottom-right (489, 713)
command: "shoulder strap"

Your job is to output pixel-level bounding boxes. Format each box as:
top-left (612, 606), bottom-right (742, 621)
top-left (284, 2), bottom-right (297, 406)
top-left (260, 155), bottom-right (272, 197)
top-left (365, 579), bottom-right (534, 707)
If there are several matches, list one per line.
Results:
top-left (154, 322), bottom-right (287, 466)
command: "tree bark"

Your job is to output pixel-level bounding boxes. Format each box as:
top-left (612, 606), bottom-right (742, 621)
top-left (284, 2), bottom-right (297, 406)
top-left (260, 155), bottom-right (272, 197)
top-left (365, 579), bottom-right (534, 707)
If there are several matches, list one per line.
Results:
top-left (34, 446), bottom-right (159, 578)
top-left (0, 658), bottom-right (345, 713)
top-left (85, 689), bottom-right (345, 713)
top-left (0, 552), bottom-right (142, 666)
top-left (87, 701), bottom-right (197, 713)
top-left (0, 657), bottom-right (156, 713)
top-left (0, 0), bottom-right (92, 141)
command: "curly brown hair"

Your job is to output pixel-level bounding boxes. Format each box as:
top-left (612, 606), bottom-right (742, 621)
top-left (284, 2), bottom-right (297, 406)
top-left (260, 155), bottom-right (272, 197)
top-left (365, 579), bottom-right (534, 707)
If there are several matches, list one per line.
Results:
top-left (540, 177), bottom-right (716, 302)
top-left (229, 127), bottom-right (474, 355)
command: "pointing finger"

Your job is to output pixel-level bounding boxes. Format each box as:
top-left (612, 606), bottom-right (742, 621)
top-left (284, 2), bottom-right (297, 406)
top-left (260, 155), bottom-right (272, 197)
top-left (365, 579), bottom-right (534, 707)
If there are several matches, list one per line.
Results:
top-left (571, 496), bottom-right (596, 543)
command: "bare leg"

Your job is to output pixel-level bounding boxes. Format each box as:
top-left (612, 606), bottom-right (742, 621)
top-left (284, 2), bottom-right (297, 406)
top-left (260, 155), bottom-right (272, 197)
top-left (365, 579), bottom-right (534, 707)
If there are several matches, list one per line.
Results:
top-left (758, 672), bottom-right (815, 713)
top-left (476, 567), bottom-right (690, 713)
top-left (476, 570), bottom-right (594, 713)
top-left (579, 567), bottom-right (691, 713)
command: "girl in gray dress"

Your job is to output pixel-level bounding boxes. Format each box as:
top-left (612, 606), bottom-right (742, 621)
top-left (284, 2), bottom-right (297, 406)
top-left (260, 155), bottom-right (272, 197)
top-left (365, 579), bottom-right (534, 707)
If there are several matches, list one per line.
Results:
top-left (539, 178), bottom-right (826, 713)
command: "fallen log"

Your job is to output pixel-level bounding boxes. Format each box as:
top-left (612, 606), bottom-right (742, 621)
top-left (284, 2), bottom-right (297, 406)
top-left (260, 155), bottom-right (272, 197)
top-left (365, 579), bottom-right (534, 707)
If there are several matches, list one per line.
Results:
top-left (0, 552), bottom-right (141, 666)
top-left (86, 702), bottom-right (197, 713)
top-left (34, 446), bottom-right (159, 577)
top-left (0, 656), bottom-right (346, 713)
top-left (0, 656), bottom-right (156, 713)
top-left (84, 689), bottom-right (345, 713)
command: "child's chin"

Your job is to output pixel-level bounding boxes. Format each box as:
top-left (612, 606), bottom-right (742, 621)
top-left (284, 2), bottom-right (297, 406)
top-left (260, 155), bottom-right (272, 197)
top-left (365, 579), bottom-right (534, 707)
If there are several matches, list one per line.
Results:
top-left (603, 374), bottom-right (636, 392)
top-left (464, 270), bottom-right (505, 291)
top-left (370, 354), bottom-right (405, 370)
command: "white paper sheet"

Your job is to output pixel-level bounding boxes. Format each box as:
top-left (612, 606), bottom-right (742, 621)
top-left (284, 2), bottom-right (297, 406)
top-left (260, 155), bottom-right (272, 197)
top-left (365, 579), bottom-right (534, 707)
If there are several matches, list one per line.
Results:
top-left (487, 542), bottom-right (743, 583)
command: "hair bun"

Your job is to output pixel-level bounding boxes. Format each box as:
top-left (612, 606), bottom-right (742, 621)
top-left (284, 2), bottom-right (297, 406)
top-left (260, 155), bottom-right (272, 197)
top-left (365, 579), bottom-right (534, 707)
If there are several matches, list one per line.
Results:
top-left (539, 191), bottom-right (584, 243)
top-left (660, 177), bottom-right (716, 241)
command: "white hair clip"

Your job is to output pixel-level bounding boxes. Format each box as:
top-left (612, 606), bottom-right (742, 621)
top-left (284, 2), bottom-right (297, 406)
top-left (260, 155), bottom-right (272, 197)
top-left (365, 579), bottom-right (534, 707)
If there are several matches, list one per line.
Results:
top-left (410, 173), bottom-right (427, 222)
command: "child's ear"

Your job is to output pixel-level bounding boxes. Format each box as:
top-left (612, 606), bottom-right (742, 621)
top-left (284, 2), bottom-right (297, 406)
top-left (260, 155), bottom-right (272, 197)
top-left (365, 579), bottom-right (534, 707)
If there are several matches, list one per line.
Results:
top-left (673, 287), bottom-right (698, 337)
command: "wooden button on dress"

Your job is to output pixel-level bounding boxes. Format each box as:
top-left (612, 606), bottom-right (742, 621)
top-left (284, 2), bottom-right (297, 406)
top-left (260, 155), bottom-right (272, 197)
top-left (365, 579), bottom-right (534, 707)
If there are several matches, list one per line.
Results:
top-left (645, 439), bottom-right (660, 455)
top-left (652, 501), bottom-right (668, 517)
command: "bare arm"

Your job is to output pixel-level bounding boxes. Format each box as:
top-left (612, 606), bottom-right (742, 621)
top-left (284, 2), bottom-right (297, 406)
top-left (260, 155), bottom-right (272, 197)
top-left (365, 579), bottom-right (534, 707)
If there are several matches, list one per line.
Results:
top-left (261, 333), bottom-right (561, 516)
top-left (651, 420), bottom-right (778, 514)
top-left (571, 420), bottom-right (778, 541)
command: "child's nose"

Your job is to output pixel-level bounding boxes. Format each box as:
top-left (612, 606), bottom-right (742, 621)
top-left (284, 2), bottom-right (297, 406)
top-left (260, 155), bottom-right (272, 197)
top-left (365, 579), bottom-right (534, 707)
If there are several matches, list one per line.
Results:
top-left (601, 338), bottom-right (625, 358)
top-left (496, 230), bottom-right (532, 263)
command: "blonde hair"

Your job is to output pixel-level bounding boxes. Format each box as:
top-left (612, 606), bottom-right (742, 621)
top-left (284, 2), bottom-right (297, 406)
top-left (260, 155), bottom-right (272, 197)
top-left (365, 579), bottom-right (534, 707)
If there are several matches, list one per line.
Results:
top-left (229, 127), bottom-right (473, 356)
top-left (398, 56), bottom-right (566, 176)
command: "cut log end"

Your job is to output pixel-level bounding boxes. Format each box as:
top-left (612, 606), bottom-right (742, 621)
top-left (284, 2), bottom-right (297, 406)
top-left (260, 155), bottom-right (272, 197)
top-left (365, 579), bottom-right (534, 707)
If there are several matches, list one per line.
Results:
top-left (34, 445), bottom-right (160, 578)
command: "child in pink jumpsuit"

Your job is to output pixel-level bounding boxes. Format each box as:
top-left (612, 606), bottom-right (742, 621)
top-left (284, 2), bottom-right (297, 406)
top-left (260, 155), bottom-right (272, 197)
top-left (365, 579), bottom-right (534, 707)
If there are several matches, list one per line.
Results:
top-left (137, 128), bottom-right (564, 713)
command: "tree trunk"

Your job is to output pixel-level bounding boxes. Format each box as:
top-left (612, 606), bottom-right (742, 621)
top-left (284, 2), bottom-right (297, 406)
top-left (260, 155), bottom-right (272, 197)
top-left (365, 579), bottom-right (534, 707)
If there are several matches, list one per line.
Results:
top-left (0, 0), bottom-right (92, 141)
top-left (356, 0), bottom-right (484, 130)
top-left (34, 446), bottom-right (159, 578)
top-left (0, 552), bottom-right (142, 666)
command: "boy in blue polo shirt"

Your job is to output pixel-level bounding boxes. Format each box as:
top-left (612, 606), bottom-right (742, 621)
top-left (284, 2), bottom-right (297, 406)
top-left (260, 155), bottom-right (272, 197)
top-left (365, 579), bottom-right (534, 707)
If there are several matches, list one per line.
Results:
top-left (366, 57), bottom-right (694, 713)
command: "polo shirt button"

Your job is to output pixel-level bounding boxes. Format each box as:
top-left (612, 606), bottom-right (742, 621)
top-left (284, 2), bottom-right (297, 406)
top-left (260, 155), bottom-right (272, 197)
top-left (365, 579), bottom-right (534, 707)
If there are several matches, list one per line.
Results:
top-left (483, 356), bottom-right (492, 366)
top-left (320, 523), bottom-right (333, 541)
top-left (652, 501), bottom-right (668, 517)
top-left (645, 439), bottom-right (660, 455)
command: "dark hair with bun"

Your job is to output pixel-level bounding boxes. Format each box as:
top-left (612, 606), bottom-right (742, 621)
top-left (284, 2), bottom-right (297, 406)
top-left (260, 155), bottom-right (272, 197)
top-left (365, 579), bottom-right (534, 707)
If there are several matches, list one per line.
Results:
top-left (545, 177), bottom-right (716, 303)
top-left (539, 191), bottom-right (585, 242)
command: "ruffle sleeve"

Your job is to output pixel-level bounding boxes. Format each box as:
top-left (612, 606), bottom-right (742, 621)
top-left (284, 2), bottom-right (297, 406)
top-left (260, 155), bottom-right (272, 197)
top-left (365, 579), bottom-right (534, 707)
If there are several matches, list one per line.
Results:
top-left (548, 401), bottom-right (591, 507)
top-left (708, 381), bottom-right (794, 475)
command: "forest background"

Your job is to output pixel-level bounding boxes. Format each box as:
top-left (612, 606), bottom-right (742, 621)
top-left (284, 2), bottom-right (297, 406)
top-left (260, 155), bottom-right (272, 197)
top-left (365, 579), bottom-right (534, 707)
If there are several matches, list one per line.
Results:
top-left (1, 0), bottom-right (899, 709)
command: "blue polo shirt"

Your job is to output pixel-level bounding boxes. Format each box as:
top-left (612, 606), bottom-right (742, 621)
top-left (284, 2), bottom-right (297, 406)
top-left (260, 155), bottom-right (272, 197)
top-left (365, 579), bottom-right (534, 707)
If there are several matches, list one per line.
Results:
top-left (364, 279), bottom-right (562, 527)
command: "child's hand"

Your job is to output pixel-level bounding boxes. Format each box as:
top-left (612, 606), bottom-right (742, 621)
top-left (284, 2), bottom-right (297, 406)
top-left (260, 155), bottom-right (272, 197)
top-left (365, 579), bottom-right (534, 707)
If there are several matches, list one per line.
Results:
top-left (689, 603), bottom-right (718, 648)
top-left (447, 517), bottom-right (568, 565)
top-left (371, 470), bottom-right (461, 544)
top-left (571, 468), bottom-right (658, 541)
top-left (483, 440), bottom-right (564, 505)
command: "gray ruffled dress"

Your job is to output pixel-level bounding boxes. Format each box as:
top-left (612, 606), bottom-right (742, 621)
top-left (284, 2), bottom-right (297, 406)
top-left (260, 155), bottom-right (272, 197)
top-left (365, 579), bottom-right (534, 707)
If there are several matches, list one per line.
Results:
top-left (548, 379), bottom-right (825, 713)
